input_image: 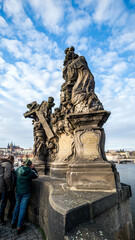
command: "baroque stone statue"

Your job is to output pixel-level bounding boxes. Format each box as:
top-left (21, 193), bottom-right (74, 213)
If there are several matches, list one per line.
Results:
top-left (24, 97), bottom-right (55, 174)
top-left (62, 46), bottom-right (103, 113)
top-left (24, 47), bottom-right (121, 193)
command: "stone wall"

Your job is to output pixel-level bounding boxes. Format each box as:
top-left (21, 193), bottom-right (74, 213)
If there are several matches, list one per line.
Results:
top-left (27, 177), bottom-right (134, 240)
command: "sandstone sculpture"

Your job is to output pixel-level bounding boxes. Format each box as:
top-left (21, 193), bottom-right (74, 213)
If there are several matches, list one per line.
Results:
top-left (24, 47), bottom-right (120, 192)
top-left (24, 97), bottom-right (55, 173)
top-left (24, 47), bottom-right (134, 240)
top-left (63, 46), bottom-right (103, 113)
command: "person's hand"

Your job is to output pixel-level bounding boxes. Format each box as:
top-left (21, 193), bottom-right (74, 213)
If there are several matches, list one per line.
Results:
top-left (7, 188), bottom-right (11, 192)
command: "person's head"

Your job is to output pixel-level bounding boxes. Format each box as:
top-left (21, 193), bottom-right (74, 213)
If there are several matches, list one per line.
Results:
top-left (23, 159), bottom-right (32, 167)
top-left (48, 97), bottom-right (54, 103)
top-left (7, 155), bottom-right (14, 163)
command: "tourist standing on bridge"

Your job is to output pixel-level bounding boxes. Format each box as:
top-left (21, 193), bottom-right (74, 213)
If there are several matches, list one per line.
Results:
top-left (0, 155), bottom-right (16, 225)
top-left (11, 159), bottom-right (38, 235)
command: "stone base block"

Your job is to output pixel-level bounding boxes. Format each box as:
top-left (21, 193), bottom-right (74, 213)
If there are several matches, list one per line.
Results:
top-left (67, 162), bottom-right (120, 192)
top-left (28, 177), bottom-right (134, 240)
top-left (50, 162), bottom-right (69, 178)
top-left (34, 164), bottom-right (45, 175)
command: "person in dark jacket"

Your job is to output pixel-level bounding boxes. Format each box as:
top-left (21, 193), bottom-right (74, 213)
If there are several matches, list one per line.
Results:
top-left (0, 155), bottom-right (16, 225)
top-left (11, 159), bottom-right (38, 235)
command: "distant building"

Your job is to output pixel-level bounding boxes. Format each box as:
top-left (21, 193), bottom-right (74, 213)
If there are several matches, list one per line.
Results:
top-left (106, 149), bottom-right (135, 161)
top-left (0, 143), bottom-right (33, 161)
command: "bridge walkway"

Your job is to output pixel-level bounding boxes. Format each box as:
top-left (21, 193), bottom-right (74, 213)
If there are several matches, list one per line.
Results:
top-left (0, 218), bottom-right (45, 240)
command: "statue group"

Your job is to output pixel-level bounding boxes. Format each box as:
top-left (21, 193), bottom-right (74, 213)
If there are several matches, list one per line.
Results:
top-left (24, 47), bottom-right (120, 192)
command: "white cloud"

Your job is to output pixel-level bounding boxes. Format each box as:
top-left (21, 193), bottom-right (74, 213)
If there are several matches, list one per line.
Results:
top-left (75, 0), bottom-right (125, 27)
top-left (3, 0), bottom-right (24, 16)
top-left (0, 57), bottom-right (63, 105)
top-left (125, 42), bottom-right (135, 51)
top-left (3, 0), bottom-right (27, 28)
top-left (77, 38), bottom-right (89, 51)
top-left (0, 38), bottom-right (32, 60)
top-left (91, 48), bottom-right (119, 70)
top-left (0, 54), bottom-right (63, 148)
top-left (26, 30), bottom-right (61, 57)
top-left (0, 16), bottom-right (8, 28)
top-left (111, 61), bottom-right (127, 75)
top-left (67, 13), bottom-right (91, 34)
top-left (75, 0), bottom-right (96, 9)
top-left (0, 101), bottom-right (33, 148)
top-left (110, 30), bottom-right (135, 51)
top-left (100, 77), bottom-right (135, 150)
top-left (0, 89), bottom-right (15, 101)
top-left (0, 16), bottom-right (13, 37)
top-left (66, 35), bottom-right (79, 47)
top-left (3, 0), bottom-right (34, 33)
top-left (0, 55), bottom-right (5, 67)
top-left (93, 0), bottom-right (125, 25)
top-left (27, 0), bottom-right (64, 34)
top-left (88, 42), bottom-right (135, 150)
top-left (66, 8), bottom-right (91, 49)
top-left (0, 0), bottom-right (135, 151)
top-left (0, 34), bottom-right (62, 70)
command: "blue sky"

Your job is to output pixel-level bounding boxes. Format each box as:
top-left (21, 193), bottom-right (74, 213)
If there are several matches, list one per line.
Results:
top-left (0, 0), bottom-right (135, 150)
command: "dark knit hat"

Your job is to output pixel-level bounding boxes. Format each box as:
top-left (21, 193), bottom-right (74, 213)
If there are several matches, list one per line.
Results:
top-left (23, 159), bottom-right (32, 166)
top-left (7, 155), bottom-right (14, 163)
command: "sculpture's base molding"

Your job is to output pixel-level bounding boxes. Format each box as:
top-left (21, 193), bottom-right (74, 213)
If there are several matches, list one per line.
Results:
top-left (50, 162), bottom-right (69, 178)
top-left (67, 162), bottom-right (120, 192)
top-left (33, 156), bottom-right (46, 175)
top-left (33, 164), bottom-right (45, 175)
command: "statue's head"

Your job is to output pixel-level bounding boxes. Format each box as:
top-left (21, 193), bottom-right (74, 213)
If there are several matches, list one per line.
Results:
top-left (69, 46), bottom-right (75, 52)
top-left (64, 46), bottom-right (75, 55)
top-left (48, 97), bottom-right (54, 103)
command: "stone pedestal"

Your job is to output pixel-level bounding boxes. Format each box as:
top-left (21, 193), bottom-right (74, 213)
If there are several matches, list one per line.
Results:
top-left (33, 128), bottom-right (46, 175)
top-left (28, 178), bottom-right (134, 240)
top-left (67, 162), bottom-right (120, 192)
top-left (50, 133), bottom-right (74, 178)
top-left (33, 156), bottom-right (46, 175)
top-left (50, 162), bottom-right (69, 178)
top-left (67, 111), bottom-right (121, 192)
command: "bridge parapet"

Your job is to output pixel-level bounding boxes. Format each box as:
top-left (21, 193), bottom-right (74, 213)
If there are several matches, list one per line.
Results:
top-left (108, 159), bottom-right (135, 164)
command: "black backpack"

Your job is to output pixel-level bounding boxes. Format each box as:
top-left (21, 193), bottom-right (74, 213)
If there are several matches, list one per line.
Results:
top-left (0, 161), bottom-right (4, 193)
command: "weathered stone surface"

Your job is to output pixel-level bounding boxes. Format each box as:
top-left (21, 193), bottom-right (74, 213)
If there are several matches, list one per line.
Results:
top-left (80, 131), bottom-right (100, 158)
top-left (23, 48), bottom-right (110, 180)
top-left (67, 111), bottom-right (110, 129)
top-left (28, 178), bottom-right (134, 240)
top-left (66, 111), bottom-right (110, 163)
top-left (64, 222), bottom-right (110, 240)
top-left (67, 162), bottom-right (119, 192)
top-left (50, 162), bottom-right (69, 178)
top-left (56, 133), bottom-right (74, 162)
top-left (74, 130), bottom-right (102, 160)
top-left (24, 97), bottom-right (55, 173)
top-left (50, 133), bottom-right (74, 177)
top-left (66, 110), bottom-right (120, 191)
top-left (23, 46), bottom-right (134, 240)
top-left (37, 112), bottom-right (54, 139)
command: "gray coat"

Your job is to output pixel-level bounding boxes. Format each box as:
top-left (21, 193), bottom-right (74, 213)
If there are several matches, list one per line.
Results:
top-left (0, 160), bottom-right (13, 192)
